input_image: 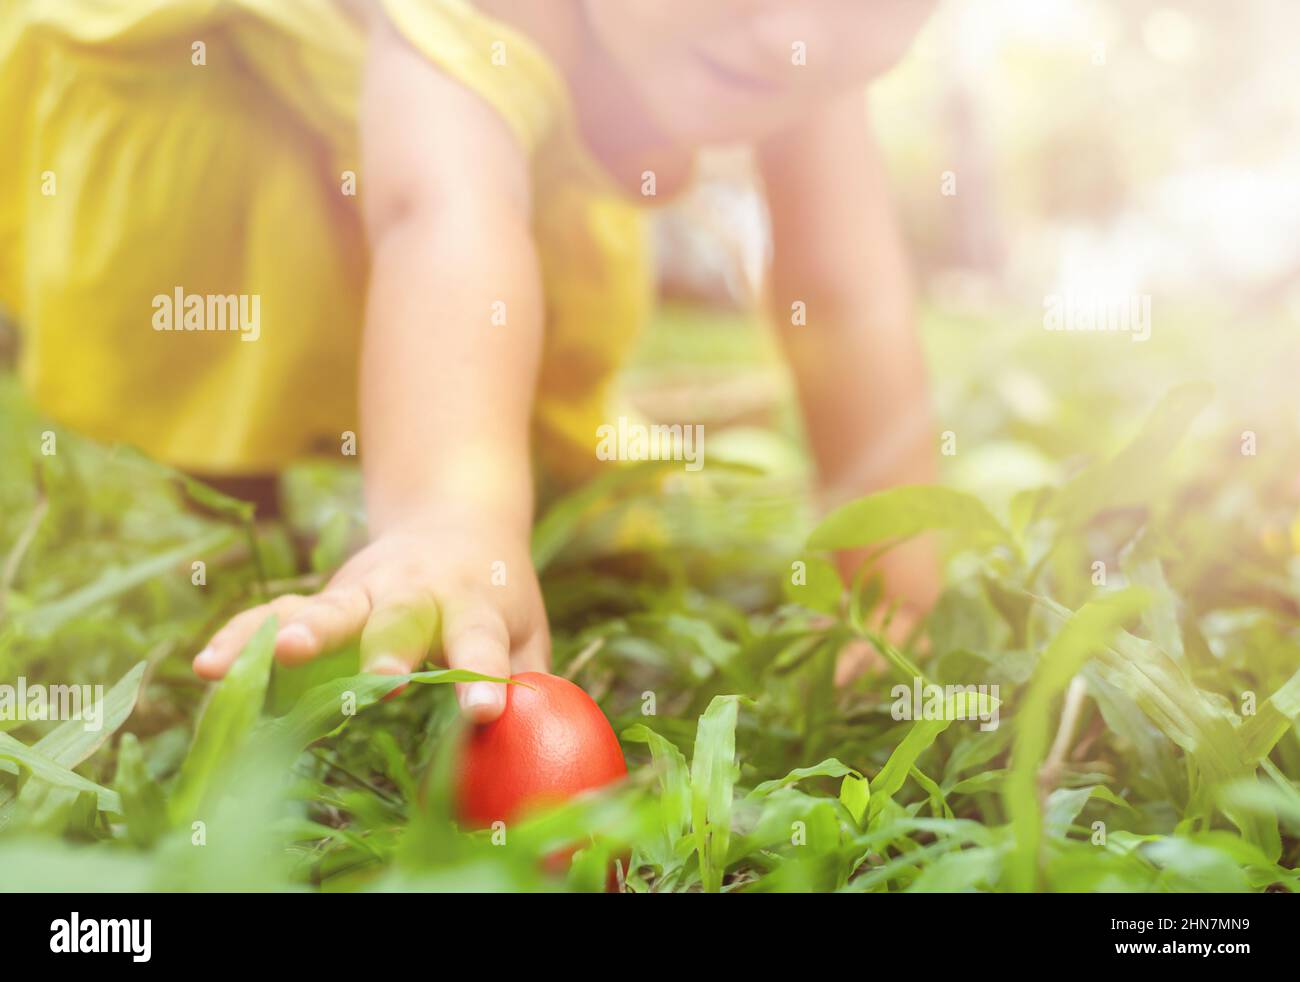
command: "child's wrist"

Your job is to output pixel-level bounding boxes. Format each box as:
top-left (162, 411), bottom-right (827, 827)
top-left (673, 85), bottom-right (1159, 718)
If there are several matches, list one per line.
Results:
top-left (368, 499), bottom-right (532, 544)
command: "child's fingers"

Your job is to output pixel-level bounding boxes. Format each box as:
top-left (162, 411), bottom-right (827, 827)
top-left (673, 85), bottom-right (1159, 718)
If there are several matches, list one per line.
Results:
top-left (441, 600), bottom-right (512, 723)
top-left (358, 591), bottom-right (440, 679)
top-left (833, 638), bottom-right (886, 687)
top-left (193, 594), bottom-right (310, 679)
top-left (274, 586), bottom-right (373, 666)
top-left (510, 628), bottom-right (551, 675)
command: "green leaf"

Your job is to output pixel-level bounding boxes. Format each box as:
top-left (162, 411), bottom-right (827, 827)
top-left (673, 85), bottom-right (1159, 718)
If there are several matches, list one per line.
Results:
top-left (868, 688), bottom-right (999, 823)
top-left (840, 775), bottom-right (870, 827)
top-left (114, 733), bottom-right (167, 848)
top-left (1044, 784), bottom-right (1136, 835)
top-left (1047, 381), bottom-right (1212, 525)
top-left (1120, 543), bottom-right (1184, 663)
top-left (1004, 590), bottom-right (1149, 891)
top-left (1144, 836), bottom-right (1251, 893)
top-left (1240, 668), bottom-right (1300, 763)
top-left (689, 695), bottom-right (743, 893)
top-left (749, 758), bottom-right (858, 799)
top-left (170, 467), bottom-right (257, 524)
top-left (30, 661), bottom-right (146, 765)
top-left (869, 718), bottom-right (954, 822)
top-left (909, 766), bottom-right (953, 819)
top-left (1037, 594), bottom-right (1283, 859)
top-left (267, 643), bottom-right (360, 717)
top-left (1217, 767), bottom-right (1300, 830)
top-left (0, 661), bottom-right (145, 820)
top-left (169, 616), bottom-right (279, 824)
top-left (908, 846), bottom-right (1000, 892)
top-left (260, 668), bottom-right (507, 749)
top-left (807, 485), bottom-right (1010, 552)
top-left (0, 732), bottom-right (121, 815)
top-left (15, 529), bottom-right (237, 636)
top-left (622, 724), bottom-right (691, 864)
top-left (782, 556), bottom-right (842, 614)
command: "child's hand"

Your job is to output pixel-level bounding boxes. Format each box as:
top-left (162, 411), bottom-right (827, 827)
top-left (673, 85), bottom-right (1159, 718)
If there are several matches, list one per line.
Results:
top-left (192, 517), bottom-right (548, 722)
top-left (832, 536), bottom-right (939, 685)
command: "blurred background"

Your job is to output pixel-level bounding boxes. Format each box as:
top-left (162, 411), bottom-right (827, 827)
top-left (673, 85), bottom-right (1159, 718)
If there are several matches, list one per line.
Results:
top-left (631, 0), bottom-right (1299, 524)
top-left (654, 0), bottom-right (1300, 315)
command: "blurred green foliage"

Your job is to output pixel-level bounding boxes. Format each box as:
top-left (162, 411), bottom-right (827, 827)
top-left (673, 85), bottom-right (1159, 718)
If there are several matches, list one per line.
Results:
top-left (0, 307), bottom-right (1298, 892)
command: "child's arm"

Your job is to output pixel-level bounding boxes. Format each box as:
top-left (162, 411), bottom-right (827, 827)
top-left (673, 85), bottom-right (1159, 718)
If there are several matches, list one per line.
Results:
top-left (192, 19), bottom-right (548, 721)
top-left (758, 93), bottom-right (940, 616)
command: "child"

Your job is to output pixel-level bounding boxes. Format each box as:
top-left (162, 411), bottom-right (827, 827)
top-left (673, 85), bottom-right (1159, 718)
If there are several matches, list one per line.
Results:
top-left (1, 0), bottom-right (939, 720)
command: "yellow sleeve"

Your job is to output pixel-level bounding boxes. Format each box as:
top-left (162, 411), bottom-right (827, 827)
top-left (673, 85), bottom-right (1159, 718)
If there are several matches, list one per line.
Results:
top-left (379, 0), bottom-right (566, 158)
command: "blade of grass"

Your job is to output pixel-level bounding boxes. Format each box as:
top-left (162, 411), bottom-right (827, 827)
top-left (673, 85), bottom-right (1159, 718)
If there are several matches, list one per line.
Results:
top-left (690, 695), bottom-right (743, 892)
top-left (1004, 590), bottom-right (1148, 891)
top-left (0, 732), bottom-right (122, 815)
top-left (17, 528), bottom-right (237, 635)
top-left (260, 668), bottom-right (510, 748)
top-left (168, 616), bottom-right (279, 825)
top-left (0, 661), bottom-right (144, 818)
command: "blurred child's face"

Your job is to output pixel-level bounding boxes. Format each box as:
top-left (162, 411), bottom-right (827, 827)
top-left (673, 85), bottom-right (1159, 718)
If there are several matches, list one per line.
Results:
top-left (582, 0), bottom-right (935, 144)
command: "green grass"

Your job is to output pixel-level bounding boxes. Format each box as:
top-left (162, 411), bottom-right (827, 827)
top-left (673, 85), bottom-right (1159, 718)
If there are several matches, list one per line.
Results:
top-left (0, 307), bottom-right (1298, 892)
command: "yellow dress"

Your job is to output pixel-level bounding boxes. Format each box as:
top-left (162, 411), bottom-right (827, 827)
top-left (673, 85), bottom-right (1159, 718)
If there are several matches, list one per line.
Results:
top-left (0, 0), bottom-right (652, 488)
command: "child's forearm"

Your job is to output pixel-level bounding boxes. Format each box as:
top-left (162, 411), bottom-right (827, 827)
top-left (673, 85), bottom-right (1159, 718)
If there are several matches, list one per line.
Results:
top-left (760, 95), bottom-right (940, 614)
top-left (778, 295), bottom-right (935, 505)
top-left (360, 212), bottom-right (542, 540)
top-left (358, 16), bottom-right (542, 543)
top-left (760, 95), bottom-right (935, 503)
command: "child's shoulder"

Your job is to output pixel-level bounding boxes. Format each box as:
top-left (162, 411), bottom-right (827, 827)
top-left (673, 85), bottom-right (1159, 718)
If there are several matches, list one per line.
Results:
top-left (381, 0), bottom-right (572, 160)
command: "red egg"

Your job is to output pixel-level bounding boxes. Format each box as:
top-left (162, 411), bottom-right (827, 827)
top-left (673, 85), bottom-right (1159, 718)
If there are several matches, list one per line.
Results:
top-left (456, 672), bottom-right (627, 829)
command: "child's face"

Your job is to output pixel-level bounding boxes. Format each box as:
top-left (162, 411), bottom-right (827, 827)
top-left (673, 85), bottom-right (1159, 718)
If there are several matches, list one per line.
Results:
top-left (583, 0), bottom-right (935, 144)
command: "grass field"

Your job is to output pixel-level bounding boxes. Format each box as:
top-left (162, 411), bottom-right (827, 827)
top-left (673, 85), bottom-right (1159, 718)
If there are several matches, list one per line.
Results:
top-left (1, 305), bottom-right (1298, 892)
